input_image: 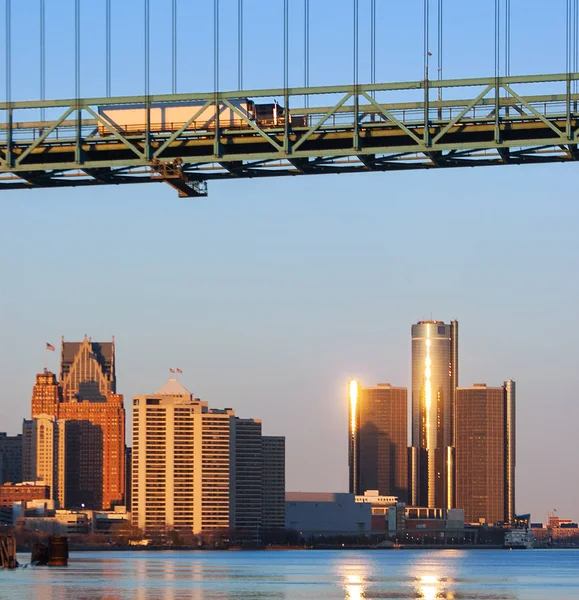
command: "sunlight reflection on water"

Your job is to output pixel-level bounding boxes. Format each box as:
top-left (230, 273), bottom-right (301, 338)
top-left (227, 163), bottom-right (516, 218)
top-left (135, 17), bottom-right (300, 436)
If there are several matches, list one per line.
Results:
top-left (0, 549), bottom-right (577, 600)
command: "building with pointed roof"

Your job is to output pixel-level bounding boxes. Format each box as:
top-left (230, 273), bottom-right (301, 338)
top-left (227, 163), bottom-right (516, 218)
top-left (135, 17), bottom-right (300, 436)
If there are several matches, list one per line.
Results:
top-left (27, 338), bottom-right (125, 511)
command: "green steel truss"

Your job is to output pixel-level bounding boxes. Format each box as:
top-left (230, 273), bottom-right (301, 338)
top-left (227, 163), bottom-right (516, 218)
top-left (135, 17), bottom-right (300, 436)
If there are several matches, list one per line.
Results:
top-left (1, 73), bottom-right (579, 197)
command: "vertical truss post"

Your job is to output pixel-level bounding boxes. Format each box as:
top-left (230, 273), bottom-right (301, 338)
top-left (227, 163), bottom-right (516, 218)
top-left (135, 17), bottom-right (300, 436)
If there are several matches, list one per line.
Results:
top-left (6, 107), bottom-right (13, 168)
top-left (214, 96), bottom-right (221, 158)
top-left (75, 107), bottom-right (83, 164)
top-left (353, 90), bottom-right (360, 151)
top-left (567, 74), bottom-right (572, 140)
top-left (495, 78), bottom-right (501, 144)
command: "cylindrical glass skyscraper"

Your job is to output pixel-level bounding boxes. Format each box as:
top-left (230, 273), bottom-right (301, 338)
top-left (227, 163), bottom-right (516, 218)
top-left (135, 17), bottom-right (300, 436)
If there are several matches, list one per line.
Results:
top-left (411, 320), bottom-right (458, 508)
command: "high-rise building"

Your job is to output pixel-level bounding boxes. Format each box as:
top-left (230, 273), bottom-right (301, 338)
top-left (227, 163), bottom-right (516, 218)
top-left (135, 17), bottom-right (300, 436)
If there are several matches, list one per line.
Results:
top-left (262, 436), bottom-right (286, 531)
top-left (29, 336), bottom-right (125, 511)
top-left (455, 382), bottom-right (516, 525)
top-left (348, 382), bottom-right (408, 501)
top-left (0, 433), bottom-right (23, 485)
top-left (410, 320), bottom-right (458, 509)
top-left (60, 337), bottom-right (116, 402)
top-left (131, 380), bottom-right (286, 540)
top-left (125, 447), bottom-right (132, 512)
top-left (31, 371), bottom-right (62, 419)
top-left (132, 379), bottom-right (234, 536)
top-left (24, 415), bottom-right (64, 506)
top-left (233, 418), bottom-right (263, 542)
top-left (21, 420), bottom-right (34, 482)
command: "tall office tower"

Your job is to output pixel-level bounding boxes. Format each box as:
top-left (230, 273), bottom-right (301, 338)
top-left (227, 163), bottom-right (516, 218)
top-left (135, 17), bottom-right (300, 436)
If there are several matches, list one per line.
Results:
top-left (233, 418), bottom-right (263, 541)
top-left (29, 337), bottom-right (125, 510)
top-left (125, 447), bottom-right (132, 512)
top-left (504, 380), bottom-right (516, 524)
top-left (0, 433), bottom-right (23, 485)
top-left (31, 371), bottom-right (61, 418)
top-left (60, 336), bottom-right (116, 402)
top-left (22, 419), bottom-right (34, 482)
top-left (25, 415), bottom-right (64, 506)
top-left (455, 382), bottom-right (516, 525)
top-left (58, 394), bottom-right (125, 510)
top-left (262, 436), bottom-right (286, 531)
top-left (348, 381), bottom-right (408, 501)
top-left (132, 379), bottom-right (234, 536)
top-left (201, 409), bottom-right (234, 531)
top-left (411, 320), bottom-right (458, 509)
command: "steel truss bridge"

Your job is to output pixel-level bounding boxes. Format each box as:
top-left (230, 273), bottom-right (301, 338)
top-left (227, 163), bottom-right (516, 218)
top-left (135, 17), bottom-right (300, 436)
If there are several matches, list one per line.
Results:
top-left (1, 73), bottom-right (579, 197)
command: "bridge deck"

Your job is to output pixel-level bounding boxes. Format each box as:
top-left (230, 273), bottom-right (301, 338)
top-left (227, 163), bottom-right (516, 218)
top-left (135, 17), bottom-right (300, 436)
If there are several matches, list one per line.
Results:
top-left (1, 73), bottom-right (578, 196)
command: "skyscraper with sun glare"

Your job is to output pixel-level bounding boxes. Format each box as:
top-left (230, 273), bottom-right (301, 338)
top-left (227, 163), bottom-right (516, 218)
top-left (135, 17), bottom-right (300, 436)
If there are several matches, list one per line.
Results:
top-left (410, 320), bottom-right (458, 509)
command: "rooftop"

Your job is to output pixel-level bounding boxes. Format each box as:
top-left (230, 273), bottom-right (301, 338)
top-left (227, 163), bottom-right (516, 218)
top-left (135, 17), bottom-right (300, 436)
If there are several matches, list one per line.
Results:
top-left (155, 378), bottom-right (192, 397)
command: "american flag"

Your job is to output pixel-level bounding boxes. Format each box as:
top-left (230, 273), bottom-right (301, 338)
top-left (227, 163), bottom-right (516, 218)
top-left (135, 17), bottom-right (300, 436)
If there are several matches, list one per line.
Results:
top-left (46, 343), bottom-right (55, 352)
top-left (176, 369), bottom-right (183, 374)
top-left (169, 368), bottom-right (175, 373)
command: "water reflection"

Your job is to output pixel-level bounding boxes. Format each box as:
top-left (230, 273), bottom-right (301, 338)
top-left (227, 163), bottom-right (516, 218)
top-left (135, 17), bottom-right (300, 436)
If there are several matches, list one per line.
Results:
top-left (3, 549), bottom-right (569, 600)
top-left (416, 574), bottom-right (456, 599)
top-left (344, 574), bottom-right (365, 599)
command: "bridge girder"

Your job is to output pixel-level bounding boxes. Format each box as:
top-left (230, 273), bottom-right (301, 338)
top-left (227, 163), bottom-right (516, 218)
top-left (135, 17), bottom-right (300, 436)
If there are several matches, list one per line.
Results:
top-left (1, 73), bottom-right (579, 195)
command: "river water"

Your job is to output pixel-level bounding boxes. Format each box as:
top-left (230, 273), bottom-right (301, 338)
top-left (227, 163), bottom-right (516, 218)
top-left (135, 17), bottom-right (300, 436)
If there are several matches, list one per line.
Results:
top-left (1, 549), bottom-right (578, 599)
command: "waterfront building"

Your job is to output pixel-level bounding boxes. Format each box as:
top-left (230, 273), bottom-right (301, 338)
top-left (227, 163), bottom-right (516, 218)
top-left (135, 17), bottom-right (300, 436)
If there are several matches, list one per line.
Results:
top-left (132, 379), bottom-right (285, 539)
top-left (262, 436), bottom-right (286, 531)
top-left (348, 382), bottom-right (408, 501)
top-left (286, 492), bottom-right (372, 536)
top-left (28, 336), bottom-right (125, 511)
top-left (455, 382), bottom-right (516, 525)
top-left (24, 415), bottom-right (64, 506)
top-left (0, 483), bottom-right (50, 508)
top-left (233, 418), bottom-right (263, 541)
top-left (410, 320), bottom-right (458, 509)
top-left (0, 433), bottom-right (23, 485)
top-left (132, 379), bottom-right (234, 536)
top-left (22, 419), bottom-right (34, 482)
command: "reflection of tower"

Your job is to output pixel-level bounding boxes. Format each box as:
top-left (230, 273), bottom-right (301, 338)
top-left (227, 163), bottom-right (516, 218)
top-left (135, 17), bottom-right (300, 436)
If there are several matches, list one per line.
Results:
top-left (411, 320), bottom-right (458, 509)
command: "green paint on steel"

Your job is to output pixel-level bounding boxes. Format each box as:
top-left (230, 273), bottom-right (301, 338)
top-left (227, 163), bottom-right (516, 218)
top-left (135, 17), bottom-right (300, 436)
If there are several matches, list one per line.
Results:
top-left (0, 73), bottom-right (579, 196)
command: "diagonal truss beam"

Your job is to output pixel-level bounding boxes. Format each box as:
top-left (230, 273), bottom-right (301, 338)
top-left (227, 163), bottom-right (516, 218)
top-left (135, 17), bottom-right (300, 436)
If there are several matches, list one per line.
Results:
top-left (222, 99), bottom-right (284, 153)
top-left (15, 107), bottom-right (74, 166)
top-left (85, 107), bottom-right (146, 160)
top-left (153, 100), bottom-right (213, 159)
top-left (502, 84), bottom-right (567, 140)
top-left (360, 91), bottom-right (423, 144)
top-left (293, 93), bottom-right (353, 151)
top-left (432, 85), bottom-right (494, 144)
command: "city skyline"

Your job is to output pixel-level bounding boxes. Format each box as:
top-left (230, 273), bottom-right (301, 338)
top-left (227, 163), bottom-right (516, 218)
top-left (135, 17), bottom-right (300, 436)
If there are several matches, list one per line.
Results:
top-left (1, 310), bottom-right (576, 514)
top-left (349, 319), bottom-right (516, 525)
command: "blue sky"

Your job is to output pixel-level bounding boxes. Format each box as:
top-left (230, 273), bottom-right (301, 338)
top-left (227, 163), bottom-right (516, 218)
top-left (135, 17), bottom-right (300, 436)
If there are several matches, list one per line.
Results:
top-left (1, 0), bottom-right (578, 522)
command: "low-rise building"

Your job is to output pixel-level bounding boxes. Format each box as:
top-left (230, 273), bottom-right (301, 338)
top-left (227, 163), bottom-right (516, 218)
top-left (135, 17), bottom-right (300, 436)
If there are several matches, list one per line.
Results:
top-left (0, 481), bottom-right (50, 524)
top-left (286, 492), bottom-right (371, 537)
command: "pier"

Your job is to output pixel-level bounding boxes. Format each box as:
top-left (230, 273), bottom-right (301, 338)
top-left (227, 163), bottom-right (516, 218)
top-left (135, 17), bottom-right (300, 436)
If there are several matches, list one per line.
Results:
top-left (0, 535), bottom-right (18, 569)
